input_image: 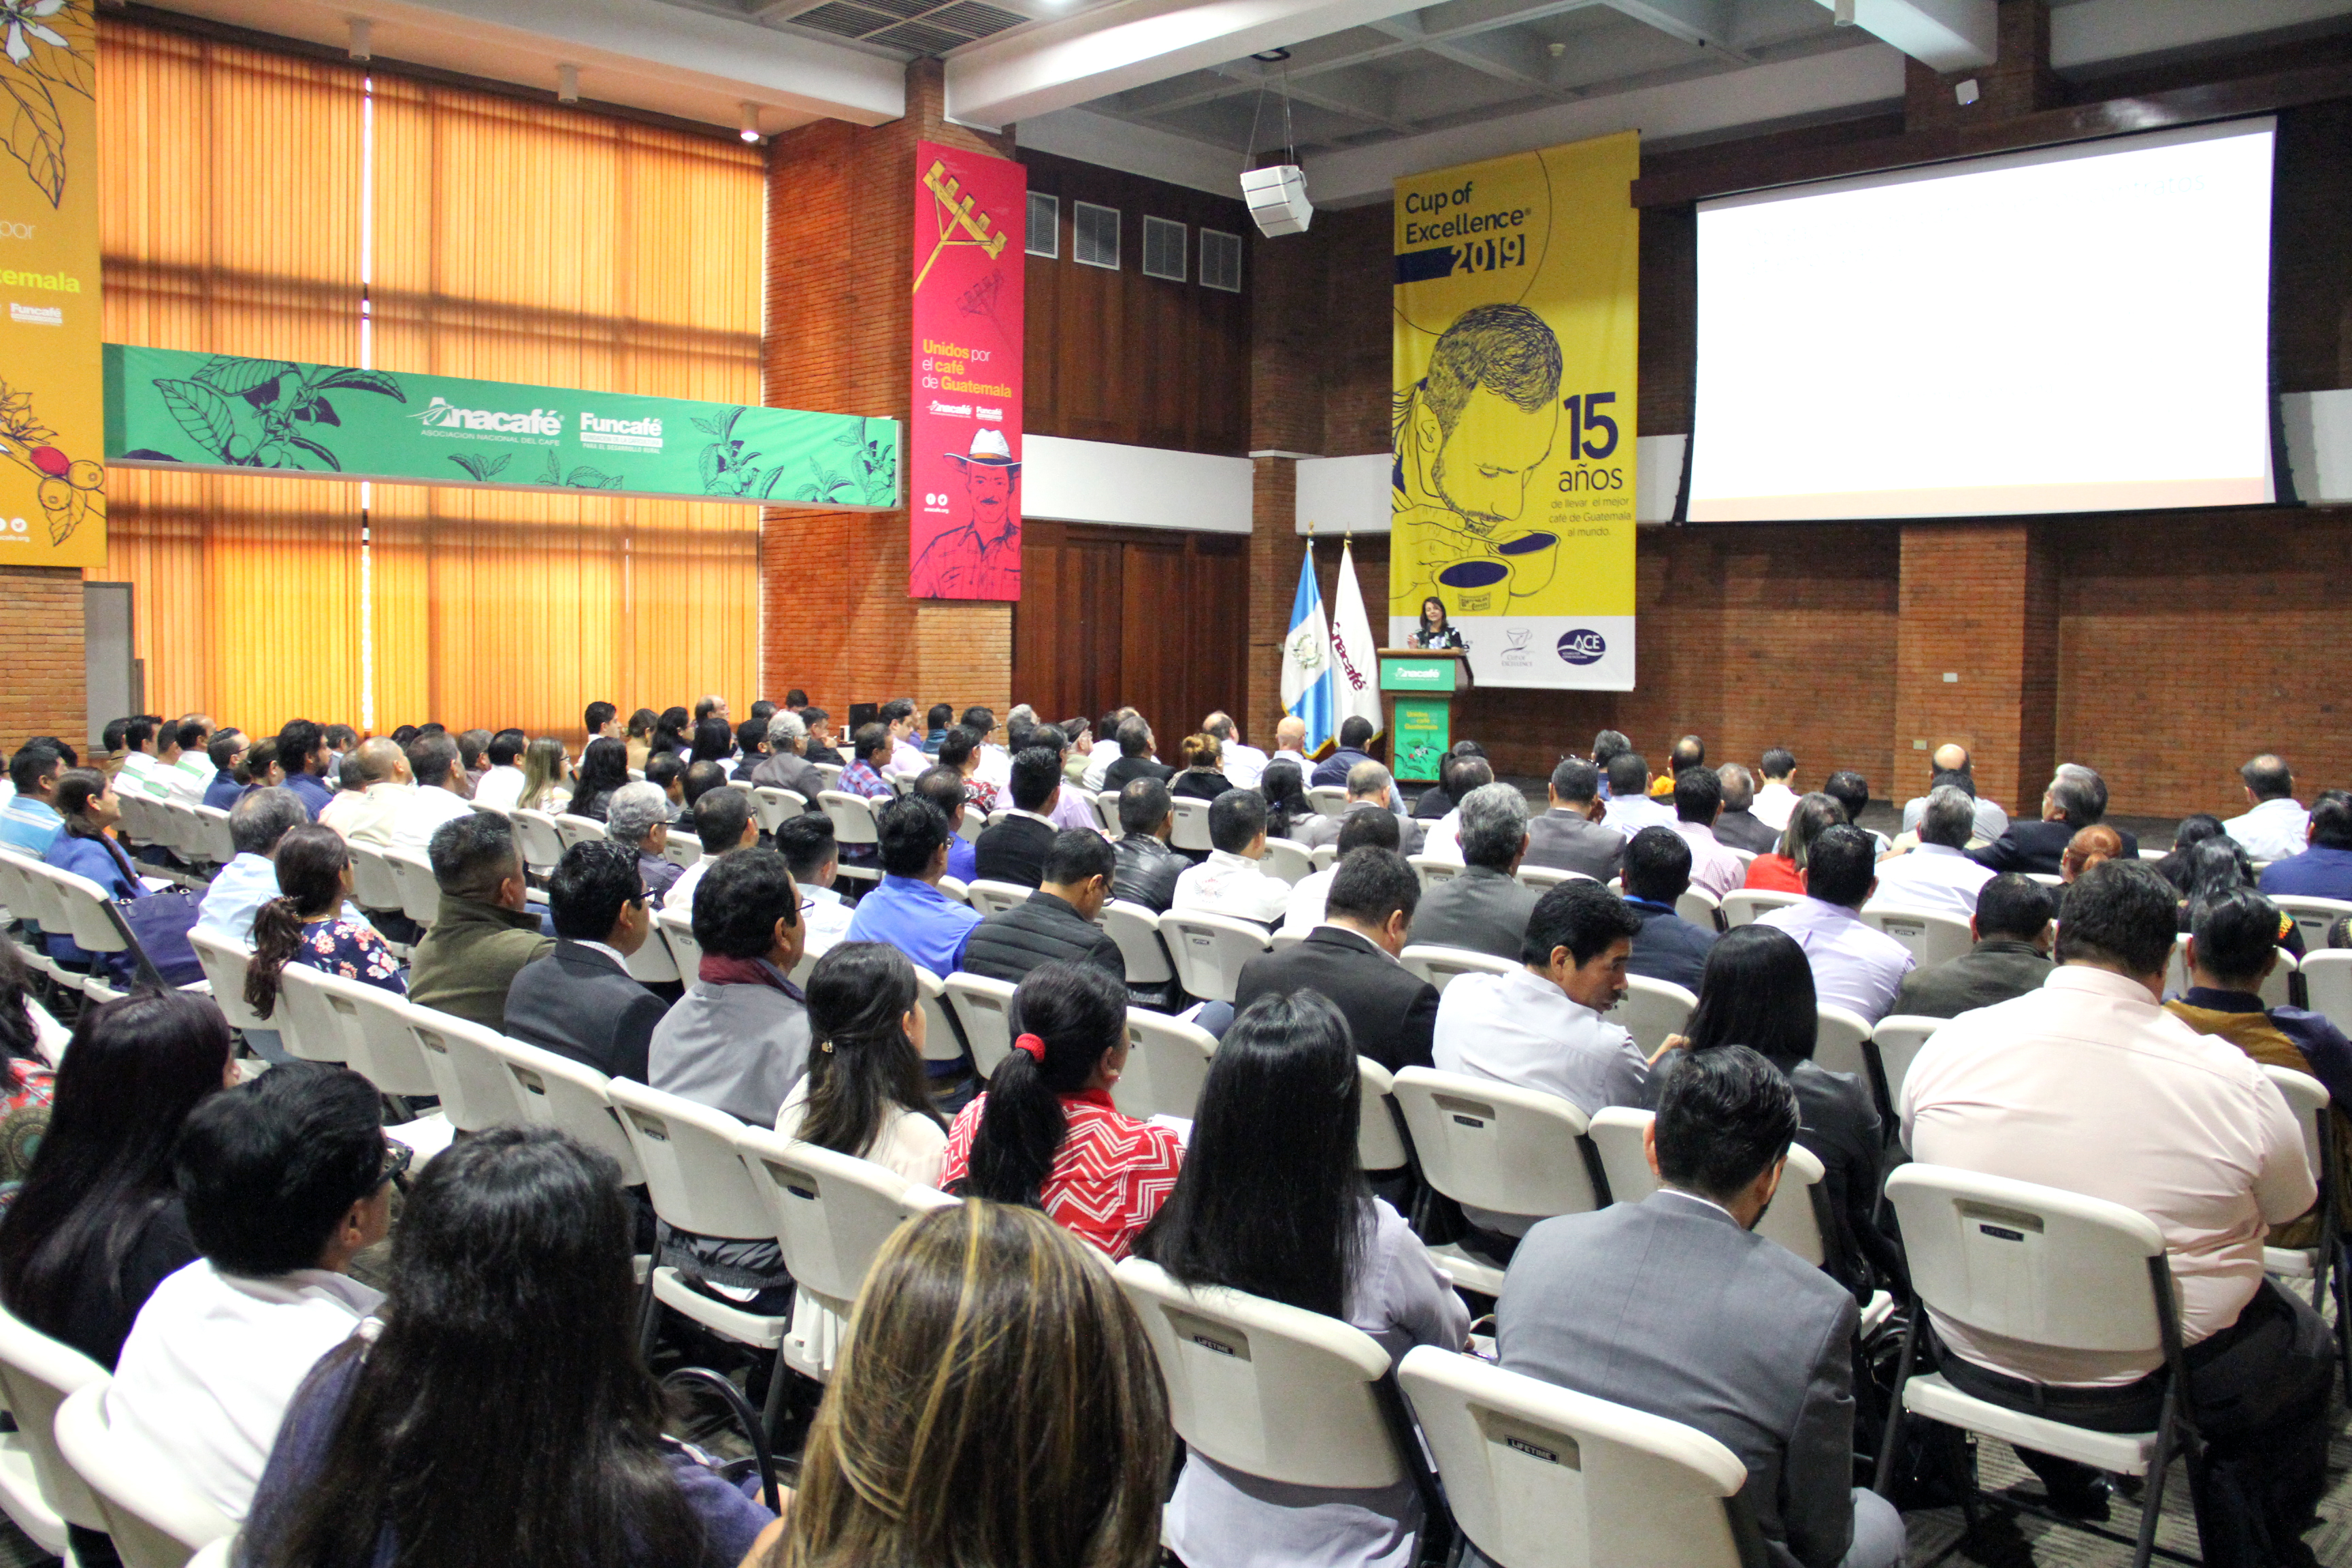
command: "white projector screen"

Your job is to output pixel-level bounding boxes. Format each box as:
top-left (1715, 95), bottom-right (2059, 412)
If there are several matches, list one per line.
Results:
top-left (1689, 118), bottom-right (2276, 522)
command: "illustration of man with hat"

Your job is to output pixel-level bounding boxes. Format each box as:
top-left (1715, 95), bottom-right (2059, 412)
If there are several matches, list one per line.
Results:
top-left (912, 428), bottom-right (1022, 600)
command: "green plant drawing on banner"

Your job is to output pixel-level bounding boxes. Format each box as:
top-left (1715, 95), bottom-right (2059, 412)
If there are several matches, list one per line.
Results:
top-left (447, 451), bottom-right (510, 483)
top-left (696, 408), bottom-right (895, 507)
top-left (527, 446), bottom-right (624, 491)
top-left (0, 376), bottom-right (99, 542)
top-left (0, 0), bottom-right (91, 207)
top-left (140, 357), bottom-right (408, 470)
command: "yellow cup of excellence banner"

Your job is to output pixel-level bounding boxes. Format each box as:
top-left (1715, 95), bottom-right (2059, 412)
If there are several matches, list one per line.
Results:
top-left (0, 0), bottom-right (103, 569)
top-left (1391, 131), bottom-right (1635, 691)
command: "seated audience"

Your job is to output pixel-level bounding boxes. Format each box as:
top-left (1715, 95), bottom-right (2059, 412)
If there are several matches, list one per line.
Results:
top-left (778, 813), bottom-right (855, 951)
top-left (1258, 758), bottom-right (1312, 843)
top-left (777, 943), bottom-right (949, 1186)
top-left (404, 814), bottom-right (555, 1032)
top-left (730, 718), bottom-right (770, 781)
top-left (1867, 785), bottom-right (1997, 919)
top-left (2262, 789), bottom-right (2352, 900)
top-left (1171, 789), bottom-right (1292, 926)
top-left (240, 1128), bottom-right (778, 1568)
top-left (1268, 715), bottom-right (1312, 781)
top-left (964, 706), bottom-right (1013, 789)
top-left (2156, 813), bottom-right (2229, 890)
top-left (1619, 826), bottom-right (1718, 992)
top-left (243, 825), bottom-right (407, 1021)
top-left (276, 721), bottom-right (337, 819)
top-left (41, 770), bottom-right (141, 977)
top-left (1710, 762), bottom-right (1780, 855)
top-left (237, 737), bottom-right (285, 793)
top-left (202, 730), bottom-right (249, 812)
top-left (934, 725), bottom-right (998, 817)
top-left (1521, 757), bottom-right (1625, 880)
top-left (1743, 792), bottom-right (1846, 894)
top-left (1898, 745), bottom-right (2008, 845)
top-left (321, 738), bottom-right (412, 845)
top-left (879, 698), bottom-right (929, 779)
top-left (751, 709), bottom-right (826, 801)
top-left (1311, 717), bottom-right (1396, 808)
top-left (847, 796), bottom-right (981, 979)
top-left (944, 962), bottom-right (1183, 1258)
top-left (195, 786), bottom-right (308, 945)
top-left (583, 700), bottom-right (621, 746)
top-left (1669, 766), bottom-right (1746, 900)
top-left (1279, 806), bottom-right (1400, 937)
top-left (504, 841), bottom-right (670, 1084)
top-left (1239, 847), bottom-right (1436, 1076)
top-left (604, 780), bottom-right (683, 909)
top-left (1819, 770), bottom-right (1889, 854)
top-left (2224, 753), bottom-right (2310, 862)
top-left (464, 730), bottom-right (525, 811)
top-left (108, 1063), bottom-right (391, 1522)
top-left (2060, 823), bottom-right (2123, 883)
top-left (1111, 777), bottom-right (1186, 914)
top-left (1751, 746), bottom-right (1800, 830)
top-left (386, 733), bottom-right (477, 853)
top-left (623, 709), bottom-right (657, 773)
top-left (1757, 826), bottom-right (1915, 1022)
top-left (1292, 760), bottom-right (1423, 855)
top-left (1971, 764), bottom-right (2138, 874)
top-left (1138, 992), bottom-right (1470, 1568)
top-left (1602, 753), bottom-right (1674, 835)
top-left (798, 706), bottom-right (843, 768)
top-left (774, 1201), bottom-right (1167, 1568)
top-left (454, 728), bottom-right (491, 789)
top-left (2178, 837), bottom-right (2302, 954)
top-left (666, 783), bottom-right (759, 917)
top-left (909, 766), bottom-right (979, 883)
top-left (571, 736), bottom-right (632, 821)
top-left (650, 847), bottom-right (811, 1128)
top-left (1903, 860), bottom-right (2328, 1539)
top-left (1680, 926), bottom-right (1901, 1299)
top-left (1028, 725), bottom-right (1103, 834)
top-left (0, 740), bottom-right (64, 855)
top-left (679, 760), bottom-right (730, 817)
top-left (922, 701), bottom-right (953, 753)
top-left (1499, 1047), bottom-right (1906, 1568)
top-left (1169, 732), bottom-right (1235, 801)
top-left (650, 706), bottom-right (691, 761)
top-left (971, 747), bottom-right (1063, 887)
top-left (1203, 711), bottom-right (1267, 790)
top-left (1408, 783), bottom-right (1538, 960)
top-left (962, 830), bottom-right (1123, 985)
top-left (1411, 740), bottom-right (1486, 820)
top-left (1890, 872), bottom-right (2055, 1018)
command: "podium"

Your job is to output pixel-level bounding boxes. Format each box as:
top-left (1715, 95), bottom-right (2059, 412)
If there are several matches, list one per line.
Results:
top-left (1379, 648), bottom-right (1470, 784)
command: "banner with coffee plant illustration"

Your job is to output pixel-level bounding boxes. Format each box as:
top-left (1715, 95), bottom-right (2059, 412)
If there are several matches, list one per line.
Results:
top-left (105, 346), bottom-right (897, 510)
top-left (0, 0), bottom-right (103, 567)
top-left (1390, 131), bottom-right (1637, 691)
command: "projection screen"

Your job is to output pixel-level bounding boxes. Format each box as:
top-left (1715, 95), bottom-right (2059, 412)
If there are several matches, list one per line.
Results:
top-left (1688, 117), bottom-right (2276, 522)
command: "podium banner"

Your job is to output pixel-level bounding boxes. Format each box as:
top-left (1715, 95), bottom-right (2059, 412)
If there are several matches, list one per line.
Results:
top-left (1390, 131), bottom-right (1637, 690)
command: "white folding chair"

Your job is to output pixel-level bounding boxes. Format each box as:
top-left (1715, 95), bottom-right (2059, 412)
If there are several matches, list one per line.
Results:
top-left (56, 1382), bottom-right (234, 1568)
top-left (1260, 838), bottom-right (1313, 886)
top-left (399, 1001), bottom-right (524, 1132)
top-left (190, 804), bottom-right (236, 865)
top-left (2260, 1066), bottom-right (2339, 1318)
top-left (943, 972), bottom-right (1017, 1077)
top-left (553, 814), bottom-right (608, 853)
top-left (1091, 789), bottom-right (1124, 835)
top-left (2272, 896), bottom-right (2352, 955)
top-left (935, 875), bottom-right (970, 906)
top-left (1102, 900), bottom-right (1178, 995)
top-left (2302, 949), bottom-right (2352, 1035)
top-left (344, 842), bottom-right (406, 917)
top-left (1677, 887), bottom-right (1724, 932)
top-left (1399, 943), bottom-right (1514, 994)
top-left (749, 787), bottom-right (806, 833)
top-left (1720, 889), bottom-right (1801, 926)
top-left (963, 879), bottom-right (1032, 917)
top-left (2166, 932), bottom-right (2295, 1007)
top-left (1311, 844), bottom-right (1338, 870)
top-left (488, 1036), bottom-right (644, 1186)
top-left (1517, 864), bottom-right (1593, 893)
top-left (1390, 1067), bottom-right (1607, 1296)
top-left (1113, 1009), bottom-right (1217, 1123)
top-left (0, 1304), bottom-right (107, 1556)
top-left (1307, 785), bottom-right (1350, 818)
top-left (510, 808), bottom-right (567, 874)
top-left (187, 929), bottom-right (274, 1037)
top-left (1618, 975), bottom-right (1697, 1056)
top-left (1812, 1005), bottom-right (1876, 1084)
top-left (1156, 910), bottom-right (1273, 1004)
top-left (1168, 796), bottom-right (1213, 853)
top-left (811, 764), bottom-right (844, 792)
top-left (1861, 906), bottom-right (1974, 968)
top-left (625, 919), bottom-right (681, 984)
top-left (1356, 1056), bottom-right (1411, 1172)
top-left (817, 791), bottom-right (882, 886)
top-left (380, 845), bottom-right (442, 927)
top-left (657, 907), bottom-right (705, 979)
top-left (277, 967), bottom-right (456, 1160)
top-left (264, 958), bottom-right (355, 1066)
top-left (1400, 1345), bottom-right (1758, 1568)
top-left (37, 862), bottom-right (140, 990)
top-left (732, 1129), bottom-right (956, 1380)
top-left (661, 835), bottom-right (702, 870)
top-left (1866, 1015), bottom-right (1945, 1130)
top-left (1407, 855), bottom-right (1460, 894)
top-left (186, 1539), bottom-right (233, 1568)
top-left (1876, 1164), bottom-right (2195, 1568)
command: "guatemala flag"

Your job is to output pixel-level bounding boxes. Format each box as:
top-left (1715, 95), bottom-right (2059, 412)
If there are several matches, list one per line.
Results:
top-left (1281, 545), bottom-right (1336, 755)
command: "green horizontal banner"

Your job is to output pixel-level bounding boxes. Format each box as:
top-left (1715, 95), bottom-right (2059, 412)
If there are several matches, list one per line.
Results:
top-left (1379, 656), bottom-right (1459, 693)
top-left (102, 345), bottom-right (898, 510)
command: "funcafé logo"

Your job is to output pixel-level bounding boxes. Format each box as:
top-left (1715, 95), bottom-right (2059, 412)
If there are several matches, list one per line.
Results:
top-left (410, 396), bottom-right (562, 437)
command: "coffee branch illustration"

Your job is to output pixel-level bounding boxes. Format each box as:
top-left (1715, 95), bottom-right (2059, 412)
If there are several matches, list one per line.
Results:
top-left (913, 159), bottom-right (1005, 293)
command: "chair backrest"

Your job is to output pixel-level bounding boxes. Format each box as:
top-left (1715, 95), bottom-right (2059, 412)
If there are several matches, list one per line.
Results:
top-left (400, 1002), bottom-right (524, 1131)
top-left (1586, 1106), bottom-right (1657, 1209)
top-left (1812, 1005), bottom-right (1875, 1083)
top-left (1516, 864), bottom-right (1592, 893)
top-left (488, 1035), bottom-right (644, 1186)
top-left (1882, 1163), bottom-right (2169, 1354)
top-left (1156, 910), bottom-right (1273, 1004)
top-left (553, 814), bottom-right (608, 852)
top-left (187, 928), bottom-right (273, 1034)
top-left (624, 921), bottom-right (681, 984)
top-left (0, 849), bottom-right (67, 935)
top-left (1391, 1067), bottom-right (1605, 1216)
top-left (662, 835), bottom-right (702, 870)
top-left (1860, 906), bottom-right (1974, 969)
top-left (38, 862), bottom-right (129, 955)
top-left (1407, 854), bottom-right (1460, 892)
top-left (2302, 949), bottom-right (2352, 1036)
top-left (1356, 1056), bottom-right (1410, 1170)
top-left (1260, 838), bottom-right (1313, 885)
top-left (2272, 896), bottom-right (2352, 955)
top-left (56, 1382), bottom-right (234, 1567)
top-left (943, 972), bottom-right (1018, 1078)
top-left (812, 763), bottom-right (844, 792)
top-left (0, 1304), bottom-right (108, 1532)
top-left (1113, 1009), bottom-right (1218, 1122)
top-left (510, 809), bottom-right (567, 872)
top-left (287, 966), bottom-right (439, 1099)
top-left (1310, 843), bottom-right (1338, 870)
top-left (936, 875), bottom-right (970, 906)
top-left (267, 960), bottom-right (356, 1065)
top-left (2167, 932), bottom-right (2296, 1008)
top-left (344, 842), bottom-right (405, 912)
top-left (1113, 1258), bottom-right (1406, 1490)
top-left (749, 786), bottom-right (806, 832)
top-left (606, 1079), bottom-right (777, 1240)
top-left (1090, 789), bottom-right (1122, 835)
top-left (1398, 1345), bottom-right (1755, 1568)
top-left (190, 804), bottom-right (236, 864)
top-left (817, 791), bottom-right (878, 849)
top-left (1306, 785), bottom-right (1350, 818)
top-left (2263, 1064), bottom-right (2330, 1195)
top-left (380, 846), bottom-right (442, 926)
top-left (964, 879), bottom-right (1032, 917)
top-left (912, 965), bottom-right (964, 1064)
top-left (1720, 889), bottom-right (1800, 927)
top-left (1867, 1015), bottom-right (1945, 1124)
top-left (1399, 943), bottom-right (1516, 994)
top-left (1168, 796), bottom-right (1213, 853)
top-left (1618, 975), bottom-right (1697, 1057)
top-left (656, 907), bottom-right (706, 979)
top-left (1100, 900), bottom-right (1175, 986)
top-left (1676, 887), bottom-right (1724, 932)
top-left (733, 1128), bottom-right (957, 1305)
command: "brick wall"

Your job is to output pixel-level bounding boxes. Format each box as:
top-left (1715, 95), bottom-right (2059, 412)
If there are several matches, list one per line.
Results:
top-left (0, 568), bottom-right (86, 749)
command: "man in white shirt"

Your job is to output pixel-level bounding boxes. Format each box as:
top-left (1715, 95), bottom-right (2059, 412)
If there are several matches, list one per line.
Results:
top-left (165, 718), bottom-right (216, 803)
top-left (2223, 753), bottom-right (2310, 862)
top-left (960, 705), bottom-right (1014, 791)
top-left (1666, 766), bottom-right (1746, 902)
top-left (387, 733), bottom-right (479, 855)
top-left (779, 813), bottom-right (856, 952)
top-left (321, 738), bottom-right (414, 846)
top-left (1755, 826), bottom-right (1916, 1022)
top-left (666, 783), bottom-right (762, 922)
top-left (1173, 789), bottom-right (1292, 926)
top-left (469, 730), bottom-right (531, 812)
top-left (1600, 753), bottom-right (1676, 836)
top-left (1203, 711), bottom-right (1267, 791)
top-left (1866, 785), bottom-right (1997, 921)
top-left (1433, 881), bottom-right (1651, 1234)
top-left (1282, 805), bottom-right (1405, 934)
top-left (1901, 858), bottom-right (2328, 1529)
top-left (109, 1063), bottom-right (392, 1522)
top-left (1750, 746), bottom-right (1800, 832)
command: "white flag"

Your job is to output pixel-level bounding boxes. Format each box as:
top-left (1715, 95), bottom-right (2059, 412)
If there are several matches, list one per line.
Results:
top-left (1328, 540), bottom-right (1383, 737)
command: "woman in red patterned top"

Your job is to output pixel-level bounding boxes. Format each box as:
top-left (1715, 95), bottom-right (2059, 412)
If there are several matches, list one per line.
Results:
top-left (943, 962), bottom-right (1182, 1260)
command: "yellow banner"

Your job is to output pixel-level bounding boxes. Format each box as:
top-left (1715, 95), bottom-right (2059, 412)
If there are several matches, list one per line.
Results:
top-left (0, 0), bottom-right (102, 568)
top-left (1391, 131), bottom-right (1636, 690)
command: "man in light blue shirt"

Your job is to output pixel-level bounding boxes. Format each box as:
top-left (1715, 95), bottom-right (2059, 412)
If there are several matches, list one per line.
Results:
top-left (195, 787), bottom-right (309, 945)
top-left (0, 742), bottom-right (66, 858)
top-left (1757, 826), bottom-right (1916, 1024)
top-left (844, 795), bottom-right (979, 979)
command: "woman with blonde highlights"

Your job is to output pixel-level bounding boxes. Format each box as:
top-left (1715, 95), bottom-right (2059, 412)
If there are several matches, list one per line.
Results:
top-left (772, 1202), bottom-right (1171, 1568)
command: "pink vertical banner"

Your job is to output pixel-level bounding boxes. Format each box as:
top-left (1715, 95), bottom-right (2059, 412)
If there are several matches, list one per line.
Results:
top-left (909, 140), bottom-right (1026, 600)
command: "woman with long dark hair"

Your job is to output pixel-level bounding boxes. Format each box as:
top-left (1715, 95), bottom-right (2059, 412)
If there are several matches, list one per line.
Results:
top-left (572, 736), bottom-right (632, 823)
top-left (40, 769), bottom-right (141, 977)
top-left (244, 824), bottom-right (406, 1020)
top-left (0, 942), bottom-right (57, 1183)
top-left (1260, 759), bottom-right (1311, 844)
top-left (1407, 595), bottom-right (1465, 651)
top-left (650, 706), bottom-right (693, 759)
top-left (2157, 813), bottom-right (2228, 893)
top-left (689, 717), bottom-right (734, 770)
top-left (1136, 992), bottom-right (1467, 1568)
top-left (1678, 925), bottom-right (1901, 1298)
top-left (942, 962), bottom-right (1181, 1258)
top-left (778, 943), bottom-right (947, 1186)
top-left (240, 1127), bottom-right (779, 1568)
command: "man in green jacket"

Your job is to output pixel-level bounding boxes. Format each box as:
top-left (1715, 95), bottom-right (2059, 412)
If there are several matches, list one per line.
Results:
top-left (405, 813), bottom-right (554, 1032)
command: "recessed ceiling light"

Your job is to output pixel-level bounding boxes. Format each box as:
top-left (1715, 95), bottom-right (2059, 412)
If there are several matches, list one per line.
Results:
top-left (1251, 47), bottom-right (1292, 62)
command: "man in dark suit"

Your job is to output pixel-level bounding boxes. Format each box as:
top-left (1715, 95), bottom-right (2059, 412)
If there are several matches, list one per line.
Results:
top-left (1234, 847), bottom-right (1437, 1075)
top-left (1111, 777), bottom-right (1186, 913)
top-left (1712, 762), bottom-right (1783, 855)
top-left (973, 746), bottom-right (1062, 887)
top-left (1620, 826), bottom-right (1718, 992)
top-left (1494, 1047), bottom-right (1906, 1568)
top-left (1971, 765), bottom-right (2138, 875)
top-left (1100, 716), bottom-right (1173, 793)
top-left (1520, 758), bottom-right (1626, 881)
top-left (503, 840), bottom-right (670, 1083)
top-left (1409, 782), bottom-right (1539, 961)
top-left (962, 830), bottom-right (1124, 984)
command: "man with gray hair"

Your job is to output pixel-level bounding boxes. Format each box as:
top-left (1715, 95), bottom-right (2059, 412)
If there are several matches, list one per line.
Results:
top-left (1408, 783), bottom-right (1540, 960)
top-left (195, 786), bottom-right (310, 946)
top-left (1970, 763), bottom-right (2138, 876)
top-left (603, 780), bottom-right (684, 910)
top-left (1867, 784), bottom-right (1997, 921)
top-left (751, 708), bottom-right (825, 800)
top-left (1202, 711), bottom-right (1267, 790)
top-left (1292, 759), bottom-right (1424, 855)
top-left (1523, 757), bottom-right (1624, 880)
top-left (1710, 763), bottom-right (1780, 855)
top-left (405, 813), bottom-right (555, 1031)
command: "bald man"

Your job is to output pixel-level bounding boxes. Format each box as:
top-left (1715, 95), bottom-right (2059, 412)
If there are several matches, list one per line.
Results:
top-left (2060, 824), bottom-right (2123, 884)
top-left (320, 738), bottom-right (415, 846)
top-left (1271, 715), bottom-right (1311, 777)
top-left (1899, 743), bottom-right (2010, 845)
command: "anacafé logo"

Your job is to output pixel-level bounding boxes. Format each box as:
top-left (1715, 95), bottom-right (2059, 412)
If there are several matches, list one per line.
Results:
top-left (1556, 629), bottom-right (1607, 666)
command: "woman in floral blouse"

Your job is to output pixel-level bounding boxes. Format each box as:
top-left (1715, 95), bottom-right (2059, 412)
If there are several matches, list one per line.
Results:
top-left (242, 824), bottom-right (406, 1023)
